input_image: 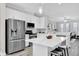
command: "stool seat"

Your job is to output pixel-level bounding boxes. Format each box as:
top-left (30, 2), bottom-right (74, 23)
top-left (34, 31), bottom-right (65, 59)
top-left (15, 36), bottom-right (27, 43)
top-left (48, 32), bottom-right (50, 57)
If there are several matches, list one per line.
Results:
top-left (50, 47), bottom-right (66, 56)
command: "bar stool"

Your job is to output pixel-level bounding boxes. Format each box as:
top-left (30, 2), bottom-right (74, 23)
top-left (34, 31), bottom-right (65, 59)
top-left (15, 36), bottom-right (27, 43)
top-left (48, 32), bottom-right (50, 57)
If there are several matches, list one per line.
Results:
top-left (50, 47), bottom-right (66, 56)
top-left (59, 40), bottom-right (69, 56)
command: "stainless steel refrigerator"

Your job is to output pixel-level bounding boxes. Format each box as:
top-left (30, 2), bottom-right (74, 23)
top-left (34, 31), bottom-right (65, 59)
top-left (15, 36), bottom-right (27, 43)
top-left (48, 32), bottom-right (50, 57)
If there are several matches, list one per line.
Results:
top-left (5, 19), bottom-right (25, 54)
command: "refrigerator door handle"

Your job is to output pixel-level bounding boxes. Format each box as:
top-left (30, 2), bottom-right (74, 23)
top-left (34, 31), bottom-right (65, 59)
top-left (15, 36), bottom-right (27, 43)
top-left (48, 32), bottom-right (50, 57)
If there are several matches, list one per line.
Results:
top-left (15, 29), bottom-right (17, 34)
top-left (11, 29), bottom-right (13, 36)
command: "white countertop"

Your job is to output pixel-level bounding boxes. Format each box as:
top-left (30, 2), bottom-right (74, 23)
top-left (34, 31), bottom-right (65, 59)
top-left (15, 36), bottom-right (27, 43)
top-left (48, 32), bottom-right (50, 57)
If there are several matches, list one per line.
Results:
top-left (25, 36), bottom-right (66, 48)
top-left (55, 32), bottom-right (70, 36)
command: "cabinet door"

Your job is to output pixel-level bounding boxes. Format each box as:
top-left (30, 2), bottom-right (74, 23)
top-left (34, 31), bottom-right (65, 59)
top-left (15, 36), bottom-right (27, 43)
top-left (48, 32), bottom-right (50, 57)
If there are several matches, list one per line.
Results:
top-left (65, 23), bottom-right (69, 32)
top-left (35, 18), bottom-right (40, 28)
top-left (69, 22), bottom-right (72, 32)
top-left (36, 17), bottom-right (46, 28)
top-left (60, 23), bottom-right (64, 32)
top-left (40, 17), bottom-right (46, 28)
top-left (73, 22), bottom-right (78, 33)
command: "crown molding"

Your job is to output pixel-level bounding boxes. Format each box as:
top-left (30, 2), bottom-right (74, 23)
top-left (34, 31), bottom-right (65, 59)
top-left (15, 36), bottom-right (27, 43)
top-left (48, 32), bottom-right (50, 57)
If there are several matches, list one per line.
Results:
top-left (6, 3), bottom-right (34, 16)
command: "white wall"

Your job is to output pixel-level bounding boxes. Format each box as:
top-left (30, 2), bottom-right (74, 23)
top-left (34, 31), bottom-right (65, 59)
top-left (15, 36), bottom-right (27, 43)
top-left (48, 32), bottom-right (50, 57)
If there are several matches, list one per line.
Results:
top-left (6, 7), bottom-right (38, 20)
top-left (6, 7), bottom-right (27, 20)
top-left (43, 3), bottom-right (79, 22)
top-left (0, 3), bottom-right (6, 55)
top-left (0, 4), bottom-right (1, 54)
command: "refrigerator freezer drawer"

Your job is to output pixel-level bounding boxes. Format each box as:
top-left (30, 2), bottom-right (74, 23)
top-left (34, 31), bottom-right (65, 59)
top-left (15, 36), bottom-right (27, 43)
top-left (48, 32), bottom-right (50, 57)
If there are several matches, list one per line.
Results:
top-left (5, 19), bottom-right (25, 54)
top-left (7, 40), bottom-right (25, 54)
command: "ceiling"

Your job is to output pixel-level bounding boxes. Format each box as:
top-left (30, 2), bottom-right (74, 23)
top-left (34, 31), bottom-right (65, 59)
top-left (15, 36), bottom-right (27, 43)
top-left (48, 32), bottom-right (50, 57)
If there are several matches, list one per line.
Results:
top-left (6, 3), bottom-right (79, 21)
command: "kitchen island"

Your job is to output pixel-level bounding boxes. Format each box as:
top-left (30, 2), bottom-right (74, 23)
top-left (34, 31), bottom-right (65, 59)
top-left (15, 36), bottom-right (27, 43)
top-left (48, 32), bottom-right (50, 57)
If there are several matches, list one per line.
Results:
top-left (25, 36), bottom-right (66, 56)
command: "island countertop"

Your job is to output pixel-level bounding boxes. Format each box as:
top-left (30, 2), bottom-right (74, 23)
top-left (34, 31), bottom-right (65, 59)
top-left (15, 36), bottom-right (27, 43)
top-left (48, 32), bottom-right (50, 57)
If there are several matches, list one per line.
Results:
top-left (25, 36), bottom-right (66, 48)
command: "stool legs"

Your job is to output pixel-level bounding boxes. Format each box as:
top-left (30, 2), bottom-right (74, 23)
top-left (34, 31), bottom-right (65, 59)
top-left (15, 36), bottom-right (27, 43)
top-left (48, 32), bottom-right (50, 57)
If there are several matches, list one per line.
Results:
top-left (50, 47), bottom-right (67, 56)
top-left (66, 47), bottom-right (69, 56)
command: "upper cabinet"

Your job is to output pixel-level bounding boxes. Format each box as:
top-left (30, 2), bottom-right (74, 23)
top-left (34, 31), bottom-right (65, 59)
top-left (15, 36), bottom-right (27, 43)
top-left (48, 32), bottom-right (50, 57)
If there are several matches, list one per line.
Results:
top-left (25, 16), bottom-right (37, 23)
top-left (65, 23), bottom-right (70, 32)
top-left (25, 16), bottom-right (38, 29)
top-left (35, 17), bottom-right (47, 29)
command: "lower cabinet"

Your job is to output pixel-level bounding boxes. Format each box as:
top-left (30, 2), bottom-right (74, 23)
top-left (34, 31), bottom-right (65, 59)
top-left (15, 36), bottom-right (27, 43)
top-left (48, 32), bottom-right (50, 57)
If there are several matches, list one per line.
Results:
top-left (25, 35), bottom-right (29, 47)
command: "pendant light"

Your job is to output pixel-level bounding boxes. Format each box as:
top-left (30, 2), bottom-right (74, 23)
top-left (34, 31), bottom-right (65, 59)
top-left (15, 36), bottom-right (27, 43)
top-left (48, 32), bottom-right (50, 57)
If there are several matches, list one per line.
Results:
top-left (58, 3), bottom-right (62, 5)
top-left (34, 3), bottom-right (43, 17)
top-left (39, 6), bottom-right (43, 14)
top-left (38, 3), bottom-right (43, 14)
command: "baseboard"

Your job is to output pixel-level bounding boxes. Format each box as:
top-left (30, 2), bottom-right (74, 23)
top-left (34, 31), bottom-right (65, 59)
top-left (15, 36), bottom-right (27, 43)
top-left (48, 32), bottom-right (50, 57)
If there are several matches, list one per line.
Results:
top-left (0, 52), bottom-right (6, 56)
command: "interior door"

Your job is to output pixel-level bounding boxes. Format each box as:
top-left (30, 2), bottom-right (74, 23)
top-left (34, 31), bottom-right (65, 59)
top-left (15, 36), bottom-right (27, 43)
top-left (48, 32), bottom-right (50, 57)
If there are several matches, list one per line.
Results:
top-left (17, 20), bottom-right (25, 39)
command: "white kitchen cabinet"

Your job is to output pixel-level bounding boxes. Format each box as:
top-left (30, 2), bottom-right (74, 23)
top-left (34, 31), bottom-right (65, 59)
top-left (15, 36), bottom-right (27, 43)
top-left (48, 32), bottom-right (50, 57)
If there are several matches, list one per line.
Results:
top-left (25, 16), bottom-right (38, 29)
top-left (35, 18), bottom-right (40, 28)
top-left (65, 23), bottom-right (69, 32)
top-left (25, 35), bottom-right (29, 47)
top-left (60, 23), bottom-right (64, 32)
top-left (26, 17), bottom-right (33, 23)
top-left (36, 17), bottom-right (46, 29)
top-left (73, 22), bottom-right (78, 33)
top-left (30, 17), bottom-right (36, 23)
top-left (40, 17), bottom-right (46, 28)
top-left (25, 15), bottom-right (38, 22)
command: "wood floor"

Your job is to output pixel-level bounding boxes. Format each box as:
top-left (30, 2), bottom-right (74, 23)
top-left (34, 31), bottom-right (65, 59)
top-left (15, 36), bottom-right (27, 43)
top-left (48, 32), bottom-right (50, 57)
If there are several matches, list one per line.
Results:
top-left (7, 47), bottom-right (32, 56)
top-left (69, 39), bottom-right (79, 56)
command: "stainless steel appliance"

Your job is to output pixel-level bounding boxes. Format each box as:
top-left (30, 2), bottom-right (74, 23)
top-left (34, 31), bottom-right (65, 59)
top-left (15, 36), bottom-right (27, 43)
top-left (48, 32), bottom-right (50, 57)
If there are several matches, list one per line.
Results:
top-left (29, 33), bottom-right (37, 39)
top-left (25, 30), bottom-right (37, 39)
top-left (5, 19), bottom-right (25, 54)
top-left (27, 22), bottom-right (35, 28)
top-left (25, 30), bottom-right (37, 47)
